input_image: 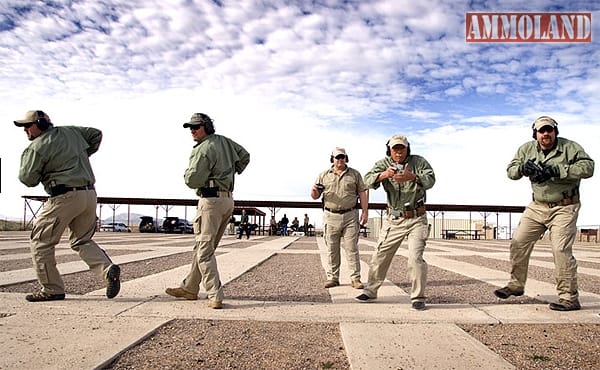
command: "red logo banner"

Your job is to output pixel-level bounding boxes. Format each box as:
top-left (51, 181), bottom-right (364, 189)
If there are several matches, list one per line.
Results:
top-left (466, 12), bottom-right (592, 42)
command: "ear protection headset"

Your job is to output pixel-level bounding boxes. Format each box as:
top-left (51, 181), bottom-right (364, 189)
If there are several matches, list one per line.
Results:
top-left (330, 154), bottom-right (349, 163)
top-left (532, 116), bottom-right (558, 139)
top-left (197, 113), bottom-right (215, 135)
top-left (35, 110), bottom-right (51, 130)
top-left (386, 140), bottom-right (411, 156)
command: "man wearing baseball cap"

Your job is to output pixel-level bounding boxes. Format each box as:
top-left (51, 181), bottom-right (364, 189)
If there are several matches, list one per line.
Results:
top-left (166, 112), bottom-right (250, 309)
top-left (311, 147), bottom-right (368, 289)
top-left (495, 116), bottom-right (594, 311)
top-left (356, 135), bottom-right (436, 311)
top-left (14, 110), bottom-right (121, 302)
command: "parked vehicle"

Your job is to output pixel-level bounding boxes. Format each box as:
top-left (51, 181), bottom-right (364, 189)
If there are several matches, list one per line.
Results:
top-left (162, 217), bottom-right (193, 234)
top-left (100, 222), bottom-right (131, 232)
top-left (139, 216), bottom-right (157, 233)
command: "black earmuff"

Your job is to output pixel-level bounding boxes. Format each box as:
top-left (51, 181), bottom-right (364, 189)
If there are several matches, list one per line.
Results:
top-left (198, 113), bottom-right (215, 135)
top-left (36, 110), bottom-right (50, 130)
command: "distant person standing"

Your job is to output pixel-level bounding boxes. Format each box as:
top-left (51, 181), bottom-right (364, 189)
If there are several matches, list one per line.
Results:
top-left (14, 110), bottom-right (121, 302)
top-left (356, 135), bottom-right (435, 310)
top-left (280, 214), bottom-right (289, 236)
top-left (269, 216), bottom-right (277, 236)
top-left (311, 147), bottom-right (368, 289)
top-left (303, 213), bottom-right (310, 236)
top-left (237, 209), bottom-right (250, 239)
top-left (494, 116), bottom-right (594, 311)
top-left (166, 113), bottom-right (250, 309)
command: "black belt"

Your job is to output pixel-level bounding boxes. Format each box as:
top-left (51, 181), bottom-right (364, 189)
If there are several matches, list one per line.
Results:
top-left (49, 184), bottom-right (95, 197)
top-left (324, 207), bottom-right (354, 214)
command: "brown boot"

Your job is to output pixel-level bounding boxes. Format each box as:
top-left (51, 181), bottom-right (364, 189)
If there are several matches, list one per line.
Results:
top-left (351, 280), bottom-right (364, 289)
top-left (324, 280), bottom-right (339, 288)
top-left (165, 287), bottom-right (198, 300)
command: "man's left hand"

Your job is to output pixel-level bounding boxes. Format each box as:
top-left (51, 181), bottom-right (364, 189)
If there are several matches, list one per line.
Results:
top-left (392, 164), bottom-right (417, 183)
top-left (532, 165), bottom-right (560, 183)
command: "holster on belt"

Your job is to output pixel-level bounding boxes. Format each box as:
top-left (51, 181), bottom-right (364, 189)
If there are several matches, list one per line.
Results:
top-left (388, 206), bottom-right (426, 219)
top-left (406, 206), bottom-right (426, 218)
top-left (199, 186), bottom-right (219, 198)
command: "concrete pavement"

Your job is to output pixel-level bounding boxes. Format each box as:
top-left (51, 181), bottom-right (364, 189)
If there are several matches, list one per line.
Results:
top-left (1, 231), bottom-right (599, 369)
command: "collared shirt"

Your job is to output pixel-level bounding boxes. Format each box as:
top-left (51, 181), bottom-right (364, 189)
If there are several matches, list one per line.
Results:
top-left (315, 166), bottom-right (367, 211)
top-left (364, 155), bottom-right (435, 211)
top-left (184, 134), bottom-right (250, 196)
top-left (19, 126), bottom-right (101, 195)
top-left (507, 137), bottom-right (594, 203)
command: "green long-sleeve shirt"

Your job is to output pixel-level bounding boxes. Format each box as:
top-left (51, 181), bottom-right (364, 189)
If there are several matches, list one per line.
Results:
top-left (364, 155), bottom-right (436, 211)
top-left (19, 126), bottom-right (101, 195)
top-left (507, 137), bottom-right (594, 203)
top-left (184, 134), bottom-right (250, 196)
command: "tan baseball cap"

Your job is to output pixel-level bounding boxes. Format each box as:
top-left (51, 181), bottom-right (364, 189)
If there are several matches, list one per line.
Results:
top-left (533, 116), bottom-right (557, 130)
top-left (332, 147), bottom-right (347, 157)
top-left (388, 135), bottom-right (409, 147)
top-left (14, 110), bottom-right (50, 127)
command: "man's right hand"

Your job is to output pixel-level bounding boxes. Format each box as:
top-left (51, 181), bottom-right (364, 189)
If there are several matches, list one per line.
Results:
top-left (520, 160), bottom-right (542, 177)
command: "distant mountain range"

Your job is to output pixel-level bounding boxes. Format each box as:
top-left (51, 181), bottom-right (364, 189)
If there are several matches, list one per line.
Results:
top-left (101, 213), bottom-right (149, 225)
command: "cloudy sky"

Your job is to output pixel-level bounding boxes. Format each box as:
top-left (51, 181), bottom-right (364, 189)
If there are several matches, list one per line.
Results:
top-left (1, 0), bottom-right (598, 229)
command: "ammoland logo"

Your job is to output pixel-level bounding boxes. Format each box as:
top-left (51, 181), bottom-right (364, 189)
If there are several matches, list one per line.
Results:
top-left (466, 12), bottom-right (592, 42)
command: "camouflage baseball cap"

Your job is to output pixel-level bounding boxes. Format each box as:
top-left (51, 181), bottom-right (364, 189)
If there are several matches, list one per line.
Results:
top-left (183, 113), bottom-right (212, 128)
top-left (14, 110), bottom-right (50, 127)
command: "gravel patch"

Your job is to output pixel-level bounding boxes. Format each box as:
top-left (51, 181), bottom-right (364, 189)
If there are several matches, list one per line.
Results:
top-left (361, 254), bottom-right (543, 305)
top-left (532, 256), bottom-right (600, 270)
top-left (285, 241), bottom-right (318, 250)
top-left (445, 255), bottom-right (600, 296)
top-left (225, 253), bottom-right (331, 302)
top-left (104, 319), bottom-right (349, 370)
top-left (0, 247), bottom-right (31, 255)
top-left (0, 249), bottom-right (147, 272)
top-left (459, 323), bottom-right (600, 370)
top-left (0, 251), bottom-right (195, 294)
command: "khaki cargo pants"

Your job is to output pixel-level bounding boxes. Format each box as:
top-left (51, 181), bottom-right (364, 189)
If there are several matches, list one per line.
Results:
top-left (30, 190), bottom-right (113, 295)
top-left (323, 209), bottom-right (361, 282)
top-left (363, 214), bottom-right (429, 302)
top-left (507, 201), bottom-right (580, 301)
top-left (180, 196), bottom-right (234, 302)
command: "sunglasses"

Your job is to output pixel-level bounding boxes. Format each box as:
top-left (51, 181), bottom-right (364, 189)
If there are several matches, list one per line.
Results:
top-left (188, 124), bottom-right (204, 130)
top-left (23, 122), bottom-right (35, 129)
top-left (538, 126), bottom-right (554, 134)
top-left (334, 155), bottom-right (347, 160)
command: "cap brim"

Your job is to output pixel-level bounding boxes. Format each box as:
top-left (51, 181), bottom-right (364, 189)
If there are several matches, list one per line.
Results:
top-left (183, 122), bottom-right (203, 128)
top-left (14, 120), bottom-right (30, 127)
